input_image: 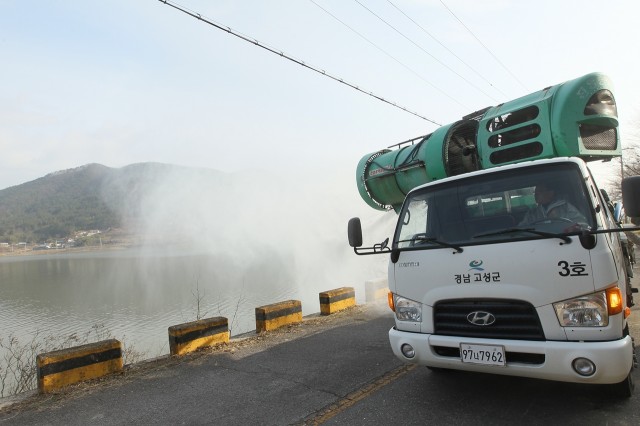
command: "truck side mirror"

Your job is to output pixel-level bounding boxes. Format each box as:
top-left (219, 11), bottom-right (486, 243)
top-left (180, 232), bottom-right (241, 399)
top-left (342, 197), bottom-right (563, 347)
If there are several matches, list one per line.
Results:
top-left (622, 176), bottom-right (640, 217)
top-left (348, 217), bottom-right (363, 248)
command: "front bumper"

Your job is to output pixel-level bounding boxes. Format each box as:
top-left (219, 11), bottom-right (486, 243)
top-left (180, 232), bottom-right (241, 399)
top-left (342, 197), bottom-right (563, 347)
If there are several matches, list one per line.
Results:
top-left (389, 327), bottom-right (633, 384)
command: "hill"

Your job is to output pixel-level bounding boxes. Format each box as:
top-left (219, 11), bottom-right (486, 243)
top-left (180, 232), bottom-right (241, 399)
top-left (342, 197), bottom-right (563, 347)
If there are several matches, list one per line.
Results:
top-left (0, 163), bottom-right (219, 244)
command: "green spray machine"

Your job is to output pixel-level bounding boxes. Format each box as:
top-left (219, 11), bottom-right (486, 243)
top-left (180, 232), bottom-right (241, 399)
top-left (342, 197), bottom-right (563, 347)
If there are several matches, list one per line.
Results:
top-left (357, 72), bottom-right (620, 212)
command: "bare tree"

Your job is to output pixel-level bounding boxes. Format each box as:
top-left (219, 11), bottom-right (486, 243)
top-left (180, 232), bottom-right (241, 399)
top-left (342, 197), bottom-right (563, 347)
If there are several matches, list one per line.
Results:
top-left (605, 121), bottom-right (640, 201)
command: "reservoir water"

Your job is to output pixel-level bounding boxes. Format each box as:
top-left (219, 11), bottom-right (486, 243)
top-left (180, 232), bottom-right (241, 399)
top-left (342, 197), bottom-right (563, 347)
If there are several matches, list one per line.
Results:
top-left (0, 247), bottom-right (384, 363)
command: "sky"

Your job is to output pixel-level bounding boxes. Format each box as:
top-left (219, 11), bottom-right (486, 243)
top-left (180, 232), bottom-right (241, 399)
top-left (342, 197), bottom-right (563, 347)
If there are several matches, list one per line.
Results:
top-left (1, 0), bottom-right (639, 191)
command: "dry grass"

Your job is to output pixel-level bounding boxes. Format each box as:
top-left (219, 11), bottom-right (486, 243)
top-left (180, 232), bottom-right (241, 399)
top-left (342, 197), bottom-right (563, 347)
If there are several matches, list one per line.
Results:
top-left (0, 324), bottom-right (146, 399)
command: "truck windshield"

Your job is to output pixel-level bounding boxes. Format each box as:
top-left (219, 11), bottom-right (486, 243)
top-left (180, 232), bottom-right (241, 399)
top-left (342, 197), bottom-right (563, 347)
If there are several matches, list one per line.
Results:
top-left (394, 163), bottom-right (595, 249)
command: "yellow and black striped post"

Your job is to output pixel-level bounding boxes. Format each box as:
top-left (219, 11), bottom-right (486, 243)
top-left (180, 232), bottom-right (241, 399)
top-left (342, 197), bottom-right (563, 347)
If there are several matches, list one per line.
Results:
top-left (168, 316), bottom-right (229, 356)
top-left (255, 300), bottom-right (302, 333)
top-left (37, 339), bottom-right (123, 393)
top-left (319, 287), bottom-right (356, 315)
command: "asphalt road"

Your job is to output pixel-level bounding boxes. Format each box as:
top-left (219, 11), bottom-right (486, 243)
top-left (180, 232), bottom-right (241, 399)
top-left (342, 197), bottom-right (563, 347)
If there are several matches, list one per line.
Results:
top-left (2, 296), bottom-right (640, 425)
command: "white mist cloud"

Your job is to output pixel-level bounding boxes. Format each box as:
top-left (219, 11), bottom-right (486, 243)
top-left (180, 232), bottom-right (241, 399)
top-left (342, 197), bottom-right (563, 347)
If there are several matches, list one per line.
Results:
top-left (114, 162), bottom-right (394, 319)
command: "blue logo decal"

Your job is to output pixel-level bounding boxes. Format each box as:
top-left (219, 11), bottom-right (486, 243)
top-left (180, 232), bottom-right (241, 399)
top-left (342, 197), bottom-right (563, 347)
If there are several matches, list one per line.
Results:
top-left (469, 260), bottom-right (484, 271)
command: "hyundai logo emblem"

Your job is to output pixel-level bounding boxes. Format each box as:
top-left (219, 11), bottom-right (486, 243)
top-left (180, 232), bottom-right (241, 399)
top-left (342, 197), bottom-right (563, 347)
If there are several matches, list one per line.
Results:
top-left (467, 311), bottom-right (496, 326)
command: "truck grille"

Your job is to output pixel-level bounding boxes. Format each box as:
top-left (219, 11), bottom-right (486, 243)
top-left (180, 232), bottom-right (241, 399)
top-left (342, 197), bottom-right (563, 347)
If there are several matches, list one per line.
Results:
top-left (433, 299), bottom-right (545, 341)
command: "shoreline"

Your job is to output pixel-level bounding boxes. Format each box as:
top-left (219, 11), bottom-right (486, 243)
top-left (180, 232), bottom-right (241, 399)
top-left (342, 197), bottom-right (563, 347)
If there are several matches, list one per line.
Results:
top-left (0, 242), bottom-right (136, 258)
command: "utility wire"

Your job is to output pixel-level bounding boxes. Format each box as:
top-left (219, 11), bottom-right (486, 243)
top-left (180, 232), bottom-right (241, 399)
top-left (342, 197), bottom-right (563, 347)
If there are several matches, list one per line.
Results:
top-left (439, 0), bottom-right (528, 91)
top-left (353, 0), bottom-right (499, 103)
top-left (386, 0), bottom-right (509, 99)
top-left (309, 0), bottom-right (468, 110)
top-left (157, 0), bottom-right (441, 125)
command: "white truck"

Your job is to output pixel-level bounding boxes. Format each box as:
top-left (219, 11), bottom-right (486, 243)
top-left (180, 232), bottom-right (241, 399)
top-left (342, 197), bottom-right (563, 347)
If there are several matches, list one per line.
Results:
top-left (348, 73), bottom-right (639, 397)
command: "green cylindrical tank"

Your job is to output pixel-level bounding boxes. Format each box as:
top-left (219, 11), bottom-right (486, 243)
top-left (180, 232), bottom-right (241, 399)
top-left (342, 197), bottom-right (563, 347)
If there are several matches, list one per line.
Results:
top-left (356, 119), bottom-right (481, 212)
top-left (356, 142), bottom-right (428, 212)
top-left (356, 72), bottom-right (620, 212)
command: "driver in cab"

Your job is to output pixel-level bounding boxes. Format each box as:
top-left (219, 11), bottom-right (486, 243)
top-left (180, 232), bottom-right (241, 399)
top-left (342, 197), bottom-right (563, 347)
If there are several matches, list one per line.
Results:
top-left (519, 182), bottom-right (587, 226)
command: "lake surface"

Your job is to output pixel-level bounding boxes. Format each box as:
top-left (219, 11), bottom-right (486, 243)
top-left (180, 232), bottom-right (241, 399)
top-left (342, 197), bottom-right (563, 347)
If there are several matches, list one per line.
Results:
top-left (0, 248), bottom-right (383, 361)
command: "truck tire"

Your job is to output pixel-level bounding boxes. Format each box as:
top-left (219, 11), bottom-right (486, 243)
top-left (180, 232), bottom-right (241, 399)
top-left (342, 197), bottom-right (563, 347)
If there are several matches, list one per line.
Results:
top-left (609, 332), bottom-right (636, 398)
top-left (610, 369), bottom-right (634, 398)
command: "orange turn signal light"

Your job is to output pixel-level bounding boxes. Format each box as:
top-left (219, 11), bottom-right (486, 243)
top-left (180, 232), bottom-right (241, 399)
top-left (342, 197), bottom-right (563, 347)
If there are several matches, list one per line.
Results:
top-left (388, 292), bottom-right (395, 312)
top-left (606, 287), bottom-right (623, 316)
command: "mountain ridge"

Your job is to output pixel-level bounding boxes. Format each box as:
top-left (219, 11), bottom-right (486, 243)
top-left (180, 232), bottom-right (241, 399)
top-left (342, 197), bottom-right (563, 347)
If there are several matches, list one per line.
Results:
top-left (0, 162), bottom-right (223, 244)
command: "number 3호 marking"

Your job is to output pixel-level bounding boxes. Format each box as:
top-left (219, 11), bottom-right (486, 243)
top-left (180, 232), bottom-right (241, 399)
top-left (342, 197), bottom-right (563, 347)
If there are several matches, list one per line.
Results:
top-left (558, 260), bottom-right (589, 277)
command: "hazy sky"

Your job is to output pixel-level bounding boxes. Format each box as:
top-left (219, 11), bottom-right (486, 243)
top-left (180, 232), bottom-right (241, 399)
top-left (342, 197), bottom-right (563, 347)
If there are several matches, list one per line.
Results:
top-left (1, 0), bottom-right (638, 190)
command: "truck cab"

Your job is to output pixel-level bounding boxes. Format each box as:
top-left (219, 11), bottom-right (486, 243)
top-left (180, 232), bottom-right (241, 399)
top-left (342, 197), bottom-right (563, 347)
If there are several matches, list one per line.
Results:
top-left (385, 157), bottom-right (634, 394)
top-left (348, 72), bottom-right (639, 397)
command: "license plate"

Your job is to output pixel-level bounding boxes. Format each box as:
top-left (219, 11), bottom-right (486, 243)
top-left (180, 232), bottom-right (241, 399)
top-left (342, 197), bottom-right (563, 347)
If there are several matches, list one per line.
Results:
top-left (460, 343), bottom-right (506, 366)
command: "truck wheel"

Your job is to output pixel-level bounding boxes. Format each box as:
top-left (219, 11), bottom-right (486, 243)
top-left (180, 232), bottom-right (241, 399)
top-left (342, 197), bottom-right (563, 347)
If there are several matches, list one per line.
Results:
top-left (610, 369), bottom-right (634, 398)
top-left (609, 331), bottom-right (636, 398)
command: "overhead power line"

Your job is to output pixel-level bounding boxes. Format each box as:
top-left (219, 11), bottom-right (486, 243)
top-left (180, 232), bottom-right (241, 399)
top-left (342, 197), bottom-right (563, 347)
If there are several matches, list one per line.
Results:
top-left (386, 0), bottom-right (509, 99)
top-left (439, 0), bottom-right (528, 91)
top-left (309, 0), bottom-right (469, 110)
top-left (353, 0), bottom-right (499, 103)
top-left (157, 0), bottom-right (441, 126)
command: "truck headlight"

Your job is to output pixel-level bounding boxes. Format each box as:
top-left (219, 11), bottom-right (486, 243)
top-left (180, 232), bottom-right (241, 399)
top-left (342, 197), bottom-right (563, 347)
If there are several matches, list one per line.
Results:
top-left (553, 291), bottom-right (608, 327)
top-left (395, 295), bottom-right (422, 322)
